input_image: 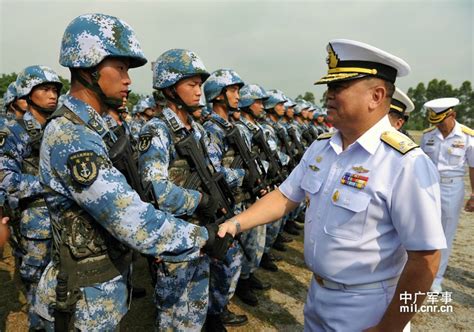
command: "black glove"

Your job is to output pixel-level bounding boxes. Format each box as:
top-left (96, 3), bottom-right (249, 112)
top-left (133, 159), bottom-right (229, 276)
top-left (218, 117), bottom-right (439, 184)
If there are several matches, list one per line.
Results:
top-left (242, 170), bottom-right (255, 189)
top-left (203, 223), bottom-right (234, 261)
top-left (196, 192), bottom-right (218, 222)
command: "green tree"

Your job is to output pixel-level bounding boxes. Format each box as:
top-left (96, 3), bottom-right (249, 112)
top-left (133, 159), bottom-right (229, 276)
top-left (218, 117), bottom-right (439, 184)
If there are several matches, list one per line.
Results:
top-left (295, 91), bottom-right (315, 104)
top-left (0, 73), bottom-right (18, 97)
top-left (58, 76), bottom-right (71, 95)
top-left (126, 91), bottom-right (143, 110)
top-left (406, 82), bottom-right (427, 130)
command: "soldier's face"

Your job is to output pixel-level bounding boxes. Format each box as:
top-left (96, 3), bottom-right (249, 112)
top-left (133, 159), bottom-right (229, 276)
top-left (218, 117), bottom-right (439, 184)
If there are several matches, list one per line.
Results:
top-left (274, 103), bottom-right (285, 116)
top-left (286, 107), bottom-right (294, 118)
top-left (175, 76), bottom-right (203, 107)
top-left (30, 83), bottom-right (59, 109)
top-left (317, 115), bottom-right (325, 124)
top-left (97, 58), bottom-right (131, 100)
top-left (250, 99), bottom-right (264, 118)
top-left (301, 109), bottom-right (309, 119)
top-left (225, 85), bottom-right (240, 108)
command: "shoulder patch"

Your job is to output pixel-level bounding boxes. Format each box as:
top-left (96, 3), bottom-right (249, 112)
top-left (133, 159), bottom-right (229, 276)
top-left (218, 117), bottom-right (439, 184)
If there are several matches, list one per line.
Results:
top-left (461, 125), bottom-right (474, 136)
top-left (380, 131), bottom-right (419, 155)
top-left (423, 126), bottom-right (436, 134)
top-left (0, 131), bottom-right (7, 148)
top-left (317, 132), bottom-right (334, 140)
top-left (67, 150), bottom-right (99, 186)
top-left (138, 134), bottom-right (152, 152)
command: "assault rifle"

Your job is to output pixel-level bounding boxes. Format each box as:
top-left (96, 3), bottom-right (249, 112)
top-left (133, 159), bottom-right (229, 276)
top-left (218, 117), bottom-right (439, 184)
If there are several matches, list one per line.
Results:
top-left (287, 126), bottom-right (305, 162)
top-left (251, 128), bottom-right (286, 186)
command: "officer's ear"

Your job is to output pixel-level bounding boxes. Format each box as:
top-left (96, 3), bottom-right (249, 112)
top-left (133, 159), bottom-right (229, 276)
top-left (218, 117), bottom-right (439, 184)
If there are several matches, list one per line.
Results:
top-left (368, 78), bottom-right (388, 110)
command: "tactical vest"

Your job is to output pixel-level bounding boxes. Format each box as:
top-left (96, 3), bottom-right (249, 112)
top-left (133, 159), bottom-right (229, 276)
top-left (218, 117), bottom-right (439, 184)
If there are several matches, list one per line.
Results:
top-left (209, 118), bottom-right (250, 203)
top-left (17, 118), bottom-right (48, 212)
top-left (48, 106), bottom-right (132, 290)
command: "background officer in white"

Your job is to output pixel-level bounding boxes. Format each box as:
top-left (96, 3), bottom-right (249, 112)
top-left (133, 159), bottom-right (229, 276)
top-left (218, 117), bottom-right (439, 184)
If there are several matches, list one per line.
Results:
top-left (218, 39), bottom-right (447, 331)
top-left (421, 98), bottom-right (474, 293)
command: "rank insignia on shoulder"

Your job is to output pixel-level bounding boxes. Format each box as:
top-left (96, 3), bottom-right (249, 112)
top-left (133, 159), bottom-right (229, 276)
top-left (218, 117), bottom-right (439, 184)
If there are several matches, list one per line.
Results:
top-left (461, 125), bottom-right (474, 136)
top-left (423, 126), bottom-right (436, 134)
top-left (138, 134), bottom-right (152, 152)
top-left (317, 132), bottom-right (334, 140)
top-left (0, 131), bottom-right (7, 148)
top-left (309, 164), bottom-right (320, 172)
top-left (67, 150), bottom-right (99, 186)
top-left (352, 165), bottom-right (369, 173)
top-left (88, 118), bottom-right (106, 136)
top-left (380, 131), bottom-right (418, 155)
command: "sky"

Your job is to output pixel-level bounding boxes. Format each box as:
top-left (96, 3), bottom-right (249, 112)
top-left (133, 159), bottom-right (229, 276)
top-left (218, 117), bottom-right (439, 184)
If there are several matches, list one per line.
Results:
top-left (0, 0), bottom-right (472, 102)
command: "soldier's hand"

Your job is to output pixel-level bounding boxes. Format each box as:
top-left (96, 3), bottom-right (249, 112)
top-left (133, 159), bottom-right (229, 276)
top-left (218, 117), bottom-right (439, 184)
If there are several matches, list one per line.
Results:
top-left (465, 196), bottom-right (474, 212)
top-left (196, 193), bottom-right (218, 221)
top-left (0, 217), bottom-right (10, 248)
top-left (203, 223), bottom-right (233, 260)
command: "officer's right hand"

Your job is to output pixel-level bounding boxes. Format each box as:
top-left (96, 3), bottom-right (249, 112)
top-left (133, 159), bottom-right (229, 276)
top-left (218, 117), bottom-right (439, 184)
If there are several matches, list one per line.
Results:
top-left (0, 217), bottom-right (10, 248)
top-left (196, 192), bottom-right (218, 221)
top-left (202, 223), bottom-right (233, 260)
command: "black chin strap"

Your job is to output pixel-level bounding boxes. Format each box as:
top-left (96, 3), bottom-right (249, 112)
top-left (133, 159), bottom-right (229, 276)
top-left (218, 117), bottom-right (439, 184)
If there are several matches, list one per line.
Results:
top-left (76, 69), bottom-right (123, 110)
top-left (25, 96), bottom-right (57, 114)
top-left (164, 87), bottom-right (200, 113)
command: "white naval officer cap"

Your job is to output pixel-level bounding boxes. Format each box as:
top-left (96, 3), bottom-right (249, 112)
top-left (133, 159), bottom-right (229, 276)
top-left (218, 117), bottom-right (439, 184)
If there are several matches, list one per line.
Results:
top-left (314, 39), bottom-right (411, 85)
top-left (424, 97), bottom-right (460, 124)
top-left (390, 87), bottom-right (415, 117)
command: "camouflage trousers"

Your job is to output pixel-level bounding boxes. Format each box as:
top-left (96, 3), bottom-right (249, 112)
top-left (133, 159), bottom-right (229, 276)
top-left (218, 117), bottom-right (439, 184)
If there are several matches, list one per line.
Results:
top-left (208, 243), bottom-right (243, 314)
top-left (239, 225), bottom-right (266, 278)
top-left (19, 237), bottom-right (51, 330)
top-left (264, 218), bottom-right (283, 253)
top-left (154, 255), bottom-right (210, 331)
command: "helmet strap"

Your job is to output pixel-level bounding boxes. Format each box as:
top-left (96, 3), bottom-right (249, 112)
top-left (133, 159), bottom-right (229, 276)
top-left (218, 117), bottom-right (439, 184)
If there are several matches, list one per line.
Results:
top-left (25, 96), bottom-right (57, 114)
top-left (76, 68), bottom-right (123, 110)
top-left (164, 87), bottom-right (199, 113)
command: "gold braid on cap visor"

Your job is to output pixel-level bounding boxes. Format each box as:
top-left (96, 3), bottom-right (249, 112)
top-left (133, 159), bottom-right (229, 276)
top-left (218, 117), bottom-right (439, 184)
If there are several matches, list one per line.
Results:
top-left (428, 108), bottom-right (453, 124)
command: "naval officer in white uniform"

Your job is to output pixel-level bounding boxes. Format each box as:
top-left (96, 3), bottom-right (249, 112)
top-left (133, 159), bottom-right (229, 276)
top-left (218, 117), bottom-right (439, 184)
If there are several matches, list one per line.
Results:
top-left (421, 97), bottom-right (474, 293)
top-left (218, 39), bottom-right (447, 331)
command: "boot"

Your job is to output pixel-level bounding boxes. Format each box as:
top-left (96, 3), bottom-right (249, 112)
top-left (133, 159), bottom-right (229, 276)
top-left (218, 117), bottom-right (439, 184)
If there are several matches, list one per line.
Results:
top-left (290, 219), bottom-right (304, 230)
top-left (249, 273), bottom-right (271, 290)
top-left (272, 237), bottom-right (287, 252)
top-left (220, 305), bottom-right (248, 326)
top-left (284, 220), bottom-right (300, 235)
top-left (278, 233), bottom-right (293, 243)
top-left (204, 314), bottom-right (227, 332)
top-left (235, 278), bottom-right (259, 306)
top-left (268, 252), bottom-right (283, 261)
top-left (260, 252), bottom-right (278, 272)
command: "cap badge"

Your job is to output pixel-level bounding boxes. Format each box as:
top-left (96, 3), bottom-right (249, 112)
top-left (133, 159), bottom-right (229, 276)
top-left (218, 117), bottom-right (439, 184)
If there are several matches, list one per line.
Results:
top-left (327, 43), bottom-right (339, 69)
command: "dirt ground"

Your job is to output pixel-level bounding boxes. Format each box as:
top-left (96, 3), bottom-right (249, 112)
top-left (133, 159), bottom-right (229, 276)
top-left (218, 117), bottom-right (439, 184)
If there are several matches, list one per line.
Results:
top-left (1, 133), bottom-right (473, 330)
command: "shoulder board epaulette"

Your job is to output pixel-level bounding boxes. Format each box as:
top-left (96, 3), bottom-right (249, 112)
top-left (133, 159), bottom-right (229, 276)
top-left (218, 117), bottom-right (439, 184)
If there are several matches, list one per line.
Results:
top-left (461, 125), bottom-right (474, 136)
top-left (380, 130), bottom-right (419, 155)
top-left (317, 132), bottom-right (334, 140)
top-left (423, 126), bottom-right (436, 134)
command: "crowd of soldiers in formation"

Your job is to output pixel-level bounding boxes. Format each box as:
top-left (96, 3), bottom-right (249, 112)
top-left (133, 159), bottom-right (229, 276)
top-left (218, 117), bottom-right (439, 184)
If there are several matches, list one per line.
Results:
top-left (0, 40), bottom-right (332, 331)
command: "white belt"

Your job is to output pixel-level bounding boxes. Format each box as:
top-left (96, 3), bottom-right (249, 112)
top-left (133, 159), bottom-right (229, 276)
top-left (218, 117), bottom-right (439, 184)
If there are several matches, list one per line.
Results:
top-left (440, 176), bottom-right (463, 184)
top-left (314, 274), bottom-right (399, 290)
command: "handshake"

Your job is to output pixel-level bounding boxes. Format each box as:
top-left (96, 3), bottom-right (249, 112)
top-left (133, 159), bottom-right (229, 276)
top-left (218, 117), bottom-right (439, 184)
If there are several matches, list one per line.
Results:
top-left (202, 223), bottom-right (234, 261)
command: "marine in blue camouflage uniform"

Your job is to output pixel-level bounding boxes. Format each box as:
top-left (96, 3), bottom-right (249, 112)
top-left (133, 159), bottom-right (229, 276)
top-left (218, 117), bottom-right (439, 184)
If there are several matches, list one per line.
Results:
top-left (33, 14), bottom-right (230, 331)
top-left (232, 84), bottom-right (274, 304)
top-left (138, 48), bottom-right (212, 331)
top-left (259, 90), bottom-right (295, 253)
top-left (203, 69), bottom-right (251, 328)
top-left (0, 65), bottom-right (62, 330)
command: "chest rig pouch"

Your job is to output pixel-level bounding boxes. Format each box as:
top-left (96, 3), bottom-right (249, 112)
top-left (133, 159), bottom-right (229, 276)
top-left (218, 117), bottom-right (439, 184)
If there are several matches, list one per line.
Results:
top-left (17, 119), bottom-right (48, 212)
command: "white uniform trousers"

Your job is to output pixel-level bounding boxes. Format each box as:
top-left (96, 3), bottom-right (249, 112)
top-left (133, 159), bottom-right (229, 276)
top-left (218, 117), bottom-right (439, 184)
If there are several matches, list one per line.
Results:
top-left (303, 276), bottom-right (398, 331)
top-left (433, 176), bottom-right (465, 289)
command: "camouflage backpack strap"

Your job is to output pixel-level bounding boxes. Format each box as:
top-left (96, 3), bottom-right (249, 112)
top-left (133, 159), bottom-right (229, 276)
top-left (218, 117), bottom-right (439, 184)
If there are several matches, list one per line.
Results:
top-left (380, 130), bottom-right (419, 155)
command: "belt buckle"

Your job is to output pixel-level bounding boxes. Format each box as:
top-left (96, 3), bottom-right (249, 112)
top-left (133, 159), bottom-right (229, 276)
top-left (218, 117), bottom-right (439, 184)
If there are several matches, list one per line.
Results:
top-left (315, 275), bottom-right (324, 287)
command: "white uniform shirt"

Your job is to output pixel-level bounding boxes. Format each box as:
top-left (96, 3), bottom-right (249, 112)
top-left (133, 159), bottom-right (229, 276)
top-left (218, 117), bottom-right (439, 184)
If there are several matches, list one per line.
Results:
top-left (421, 121), bottom-right (474, 177)
top-left (280, 116), bottom-right (446, 285)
